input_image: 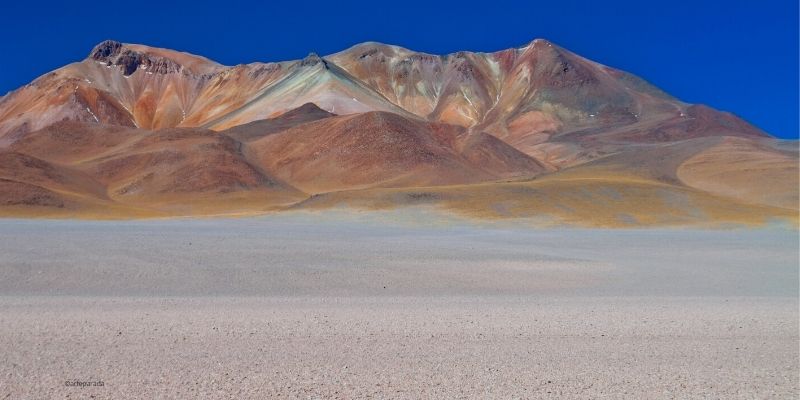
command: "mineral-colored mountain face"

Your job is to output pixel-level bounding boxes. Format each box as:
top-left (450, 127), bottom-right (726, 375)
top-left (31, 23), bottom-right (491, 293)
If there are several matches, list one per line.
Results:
top-left (0, 39), bottom-right (795, 226)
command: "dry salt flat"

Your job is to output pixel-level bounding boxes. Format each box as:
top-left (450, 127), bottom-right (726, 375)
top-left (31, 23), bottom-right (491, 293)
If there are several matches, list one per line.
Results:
top-left (0, 211), bottom-right (797, 399)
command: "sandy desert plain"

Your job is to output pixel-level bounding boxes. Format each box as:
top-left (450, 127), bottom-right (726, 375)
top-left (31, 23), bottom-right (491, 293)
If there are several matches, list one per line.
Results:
top-left (0, 209), bottom-right (797, 399)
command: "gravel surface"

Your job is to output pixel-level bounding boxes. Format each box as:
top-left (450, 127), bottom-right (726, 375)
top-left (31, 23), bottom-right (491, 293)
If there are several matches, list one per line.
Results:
top-left (0, 212), bottom-right (797, 399)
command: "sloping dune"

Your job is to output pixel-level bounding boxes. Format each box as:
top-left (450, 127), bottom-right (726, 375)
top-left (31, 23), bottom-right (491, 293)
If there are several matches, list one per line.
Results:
top-left (677, 137), bottom-right (799, 210)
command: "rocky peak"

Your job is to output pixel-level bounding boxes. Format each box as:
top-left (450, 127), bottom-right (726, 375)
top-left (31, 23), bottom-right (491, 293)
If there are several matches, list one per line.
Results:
top-left (300, 53), bottom-right (329, 69)
top-left (89, 40), bottom-right (123, 61)
top-left (87, 40), bottom-right (184, 76)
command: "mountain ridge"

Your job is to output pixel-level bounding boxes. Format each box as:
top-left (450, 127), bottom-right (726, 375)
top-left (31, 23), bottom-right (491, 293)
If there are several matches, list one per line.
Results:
top-left (0, 39), bottom-right (794, 226)
top-left (0, 38), bottom-right (767, 139)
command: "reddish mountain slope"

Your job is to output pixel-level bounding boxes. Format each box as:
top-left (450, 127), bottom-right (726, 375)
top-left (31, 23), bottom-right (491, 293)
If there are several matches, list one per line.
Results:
top-left (247, 111), bottom-right (545, 193)
top-left (5, 121), bottom-right (305, 215)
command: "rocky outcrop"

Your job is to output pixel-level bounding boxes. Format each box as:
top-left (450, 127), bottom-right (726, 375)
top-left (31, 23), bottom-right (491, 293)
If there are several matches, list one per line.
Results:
top-left (89, 40), bottom-right (123, 61)
top-left (299, 53), bottom-right (330, 69)
top-left (89, 40), bottom-right (183, 76)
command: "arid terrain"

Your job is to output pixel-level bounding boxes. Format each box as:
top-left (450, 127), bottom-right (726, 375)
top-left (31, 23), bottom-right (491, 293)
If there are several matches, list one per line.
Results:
top-left (0, 39), bottom-right (796, 225)
top-left (0, 38), bottom-right (797, 398)
top-left (0, 213), bottom-right (797, 398)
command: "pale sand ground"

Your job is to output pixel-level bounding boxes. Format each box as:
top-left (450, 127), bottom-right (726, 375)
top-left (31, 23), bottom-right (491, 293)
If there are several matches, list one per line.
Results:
top-left (0, 210), bottom-right (797, 399)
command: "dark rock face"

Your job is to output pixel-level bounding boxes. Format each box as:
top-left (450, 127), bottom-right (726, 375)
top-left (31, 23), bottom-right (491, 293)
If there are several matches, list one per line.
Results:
top-left (115, 50), bottom-right (143, 76)
top-left (89, 40), bottom-right (123, 61)
top-left (358, 48), bottom-right (378, 59)
top-left (247, 63), bottom-right (282, 79)
top-left (88, 40), bottom-right (184, 76)
top-left (143, 57), bottom-right (183, 75)
top-left (118, 52), bottom-right (182, 75)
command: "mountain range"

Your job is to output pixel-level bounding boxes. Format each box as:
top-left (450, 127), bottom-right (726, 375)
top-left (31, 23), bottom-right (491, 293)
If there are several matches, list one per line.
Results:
top-left (0, 39), bottom-right (796, 226)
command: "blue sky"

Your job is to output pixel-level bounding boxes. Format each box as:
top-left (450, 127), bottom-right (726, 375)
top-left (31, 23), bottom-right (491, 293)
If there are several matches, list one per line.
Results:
top-left (1, 0), bottom-right (797, 138)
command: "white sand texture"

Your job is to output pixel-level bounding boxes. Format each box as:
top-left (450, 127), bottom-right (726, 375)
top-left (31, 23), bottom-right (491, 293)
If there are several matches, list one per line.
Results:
top-left (0, 212), bottom-right (797, 399)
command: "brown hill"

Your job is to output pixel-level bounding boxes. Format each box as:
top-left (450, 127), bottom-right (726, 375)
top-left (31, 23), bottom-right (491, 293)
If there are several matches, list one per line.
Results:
top-left (677, 137), bottom-right (798, 209)
top-left (9, 121), bottom-right (144, 164)
top-left (0, 150), bottom-right (147, 218)
top-left (247, 111), bottom-right (546, 193)
top-left (5, 121), bottom-right (305, 217)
